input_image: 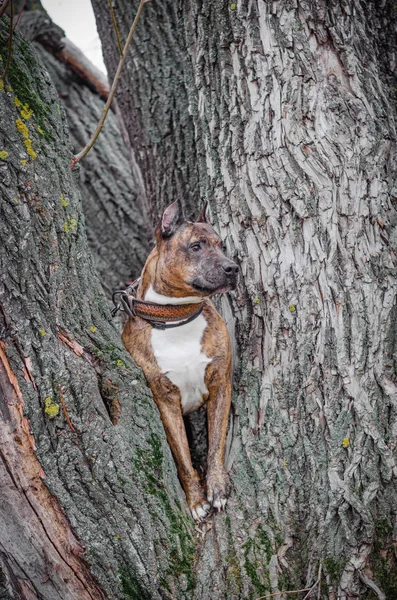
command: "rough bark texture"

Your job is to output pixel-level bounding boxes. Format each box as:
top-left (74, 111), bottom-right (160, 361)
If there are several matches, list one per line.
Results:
top-left (91, 0), bottom-right (397, 598)
top-left (19, 9), bottom-right (150, 296)
top-left (0, 17), bottom-right (197, 600)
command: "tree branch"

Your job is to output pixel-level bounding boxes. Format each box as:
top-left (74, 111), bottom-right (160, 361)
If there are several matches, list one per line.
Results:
top-left (70, 0), bottom-right (152, 170)
top-left (0, 0), bottom-right (9, 18)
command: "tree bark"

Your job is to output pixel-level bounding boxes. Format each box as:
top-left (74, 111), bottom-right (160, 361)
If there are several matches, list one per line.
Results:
top-left (91, 0), bottom-right (397, 598)
top-left (18, 8), bottom-right (150, 296)
top-left (0, 16), bottom-right (196, 600)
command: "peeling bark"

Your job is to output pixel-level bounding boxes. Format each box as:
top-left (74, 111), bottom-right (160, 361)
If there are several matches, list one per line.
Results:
top-left (91, 0), bottom-right (397, 598)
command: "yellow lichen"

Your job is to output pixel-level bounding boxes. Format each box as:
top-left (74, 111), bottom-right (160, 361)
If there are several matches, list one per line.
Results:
top-left (0, 80), bottom-right (4, 92)
top-left (289, 304), bottom-right (296, 313)
top-left (37, 126), bottom-right (45, 136)
top-left (14, 97), bottom-right (21, 108)
top-left (23, 139), bottom-right (37, 160)
top-left (64, 215), bottom-right (77, 234)
top-left (44, 397), bottom-right (60, 418)
top-left (90, 326), bottom-right (97, 333)
top-left (20, 160), bottom-right (27, 165)
top-left (342, 438), bottom-right (350, 448)
top-left (16, 118), bottom-right (29, 139)
top-left (61, 194), bottom-right (68, 207)
top-left (0, 150), bottom-right (8, 160)
top-left (20, 104), bottom-right (33, 119)
top-left (116, 360), bottom-right (125, 368)
top-left (27, 146), bottom-right (37, 160)
top-left (7, 84), bottom-right (13, 92)
top-left (39, 329), bottom-right (46, 336)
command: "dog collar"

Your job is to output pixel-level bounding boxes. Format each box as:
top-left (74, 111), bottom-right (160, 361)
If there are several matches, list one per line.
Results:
top-left (111, 279), bottom-right (204, 329)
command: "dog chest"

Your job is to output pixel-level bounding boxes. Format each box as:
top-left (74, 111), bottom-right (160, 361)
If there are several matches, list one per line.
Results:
top-left (150, 314), bottom-right (212, 415)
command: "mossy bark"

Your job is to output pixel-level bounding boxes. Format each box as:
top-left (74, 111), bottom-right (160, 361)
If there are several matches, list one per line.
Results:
top-left (18, 9), bottom-right (150, 296)
top-left (91, 0), bottom-right (397, 598)
top-left (0, 16), bottom-right (195, 600)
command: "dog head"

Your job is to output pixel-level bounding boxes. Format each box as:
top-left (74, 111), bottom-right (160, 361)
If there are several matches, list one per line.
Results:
top-left (154, 201), bottom-right (239, 297)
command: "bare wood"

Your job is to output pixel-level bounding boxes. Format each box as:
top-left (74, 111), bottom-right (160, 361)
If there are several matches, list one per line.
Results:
top-left (0, 343), bottom-right (105, 600)
top-left (57, 38), bottom-right (109, 98)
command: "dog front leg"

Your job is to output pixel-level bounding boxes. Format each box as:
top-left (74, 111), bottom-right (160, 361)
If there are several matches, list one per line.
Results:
top-left (153, 398), bottom-right (210, 520)
top-left (206, 379), bottom-right (232, 510)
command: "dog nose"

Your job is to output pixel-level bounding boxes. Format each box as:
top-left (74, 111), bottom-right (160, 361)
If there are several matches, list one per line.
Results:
top-left (222, 261), bottom-right (239, 276)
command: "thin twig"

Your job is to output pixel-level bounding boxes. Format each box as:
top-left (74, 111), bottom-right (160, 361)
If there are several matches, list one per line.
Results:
top-left (1, 0), bottom-right (13, 86)
top-left (255, 589), bottom-right (312, 600)
top-left (107, 0), bottom-right (123, 56)
top-left (302, 562), bottom-right (322, 600)
top-left (12, 0), bottom-right (26, 33)
top-left (60, 385), bottom-right (76, 433)
top-left (0, 0), bottom-right (10, 19)
top-left (70, 0), bottom-right (152, 169)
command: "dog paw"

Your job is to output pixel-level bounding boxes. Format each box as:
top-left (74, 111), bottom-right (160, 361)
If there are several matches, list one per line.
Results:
top-left (190, 501), bottom-right (211, 521)
top-left (206, 466), bottom-right (230, 511)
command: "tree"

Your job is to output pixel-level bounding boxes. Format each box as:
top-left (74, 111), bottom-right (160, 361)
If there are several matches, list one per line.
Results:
top-left (89, 0), bottom-right (397, 598)
top-left (18, 5), bottom-right (150, 296)
top-left (0, 12), bottom-right (193, 600)
top-left (1, 1), bottom-right (397, 599)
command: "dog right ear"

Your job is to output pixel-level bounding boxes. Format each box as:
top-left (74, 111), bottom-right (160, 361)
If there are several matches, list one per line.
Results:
top-left (158, 201), bottom-right (184, 239)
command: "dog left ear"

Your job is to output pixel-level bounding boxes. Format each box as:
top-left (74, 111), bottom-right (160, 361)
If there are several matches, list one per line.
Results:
top-left (159, 201), bottom-right (184, 238)
top-left (196, 201), bottom-right (209, 223)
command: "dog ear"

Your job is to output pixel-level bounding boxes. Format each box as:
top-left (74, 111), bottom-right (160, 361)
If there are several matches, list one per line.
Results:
top-left (196, 201), bottom-right (209, 223)
top-left (160, 201), bottom-right (184, 238)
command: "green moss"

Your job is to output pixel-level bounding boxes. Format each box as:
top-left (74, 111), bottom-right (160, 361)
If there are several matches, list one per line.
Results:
top-left (374, 518), bottom-right (393, 539)
top-left (369, 518), bottom-right (397, 599)
top-left (119, 566), bottom-right (151, 600)
top-left (147, 434), bottom-right (163, 469)
top-left (242, 524), bottom-right (272, 596)
top-left (225, 516), bottom-right (243, 591)
top-left (133, 438), bottom-right (196, 591)
top-left (323, 557), bottom-right (346, 585)
top-left (0, 33), bottom-right (52, 141)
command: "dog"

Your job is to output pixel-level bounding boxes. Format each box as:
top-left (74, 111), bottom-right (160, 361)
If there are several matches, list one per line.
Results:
top-left (122, 201), bottom-right (238, 520)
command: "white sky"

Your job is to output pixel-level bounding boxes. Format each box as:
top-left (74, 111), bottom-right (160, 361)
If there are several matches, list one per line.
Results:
top-left (41, 0), bottom-right (107, 74)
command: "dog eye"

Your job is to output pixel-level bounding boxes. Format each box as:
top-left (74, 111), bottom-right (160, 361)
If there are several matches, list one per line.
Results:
top-left (190, 243), bottom-right (201, 252)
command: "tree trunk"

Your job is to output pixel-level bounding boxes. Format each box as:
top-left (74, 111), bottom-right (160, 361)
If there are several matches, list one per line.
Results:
top-left (18, 7), bottom-right (150, 296)
top-left (0, 16), bottom-right (196, 600)
top-left (91, 0), bottom-right (397, 598)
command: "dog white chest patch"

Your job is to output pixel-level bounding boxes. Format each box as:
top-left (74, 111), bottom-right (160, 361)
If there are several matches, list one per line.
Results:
top-left (146, 286), bottom-right (212, 415)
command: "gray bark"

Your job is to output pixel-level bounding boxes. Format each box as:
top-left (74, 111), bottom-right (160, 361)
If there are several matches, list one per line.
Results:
top-left (18, 9), bottom-right (150, 296)
top-left (0, 16), bottom-right (196, 600)
top-left (91, 0), bottom-right (397, 598)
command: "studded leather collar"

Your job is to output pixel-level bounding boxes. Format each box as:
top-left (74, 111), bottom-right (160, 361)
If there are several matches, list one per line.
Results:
top-left (112, 278), bottom-right (204, 329)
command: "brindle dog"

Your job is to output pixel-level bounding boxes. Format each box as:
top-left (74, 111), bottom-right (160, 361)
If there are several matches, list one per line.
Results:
top-left (122, 201), bottom-right (238, 519)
